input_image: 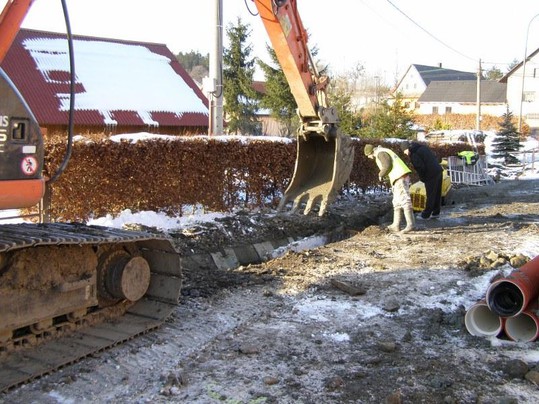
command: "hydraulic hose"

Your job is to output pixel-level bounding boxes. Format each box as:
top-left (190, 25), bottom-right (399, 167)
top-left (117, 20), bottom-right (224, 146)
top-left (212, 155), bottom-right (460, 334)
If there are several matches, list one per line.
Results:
top-left (47, 0), bottom-right (75, 184)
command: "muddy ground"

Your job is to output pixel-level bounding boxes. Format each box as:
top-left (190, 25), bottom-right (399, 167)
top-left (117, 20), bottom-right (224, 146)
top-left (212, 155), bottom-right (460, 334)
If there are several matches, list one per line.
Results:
top-left (2, 179), bottom-right (539, 403)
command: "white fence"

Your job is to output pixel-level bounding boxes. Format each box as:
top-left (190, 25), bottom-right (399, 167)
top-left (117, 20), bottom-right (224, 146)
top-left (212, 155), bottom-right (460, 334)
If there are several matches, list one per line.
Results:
top-left (446, 155), bottom-right (495, 186)
top-left (513, 148), bottom-right (539, 170)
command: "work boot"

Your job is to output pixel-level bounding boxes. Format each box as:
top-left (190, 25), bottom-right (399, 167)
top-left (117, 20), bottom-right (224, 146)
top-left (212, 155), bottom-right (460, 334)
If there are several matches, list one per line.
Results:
top-left (401, 207), bottom-right (416, 233)
top-left (387, 208), bottom-right (402, 232)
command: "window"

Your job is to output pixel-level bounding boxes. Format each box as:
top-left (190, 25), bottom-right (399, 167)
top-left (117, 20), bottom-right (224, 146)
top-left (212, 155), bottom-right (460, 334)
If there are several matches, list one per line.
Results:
top-left (445, 106), bottom-right (452, 114)
top-left (432, 106), bottom-right (439, 114)
top-left (523, 91), bottom-right (536, 102)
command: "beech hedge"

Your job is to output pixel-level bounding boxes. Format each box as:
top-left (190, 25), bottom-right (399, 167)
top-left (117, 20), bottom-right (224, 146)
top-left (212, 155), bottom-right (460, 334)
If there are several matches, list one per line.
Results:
top-left (43, 137), bottom-right (481, 221)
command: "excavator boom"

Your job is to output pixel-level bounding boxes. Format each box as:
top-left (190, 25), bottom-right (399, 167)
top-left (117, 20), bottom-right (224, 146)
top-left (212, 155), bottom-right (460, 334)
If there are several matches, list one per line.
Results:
top-left (0, 0), bottom-right (34, 64)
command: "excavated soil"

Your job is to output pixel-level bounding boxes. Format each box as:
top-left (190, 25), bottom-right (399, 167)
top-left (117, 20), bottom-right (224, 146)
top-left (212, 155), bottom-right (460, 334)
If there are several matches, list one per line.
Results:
top-left (2, 179), bottom-right (539, 403)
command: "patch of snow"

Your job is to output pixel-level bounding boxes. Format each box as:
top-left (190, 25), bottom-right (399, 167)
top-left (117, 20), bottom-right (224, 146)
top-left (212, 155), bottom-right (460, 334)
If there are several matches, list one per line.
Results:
top-left (272, 235), bottom-right (329, 259)
top-left (323, 331), bottom-right (350, 342)
top-left (87, 208), bottom-right (228, 232)
top-left (294, 297), bottom-right (384, 323)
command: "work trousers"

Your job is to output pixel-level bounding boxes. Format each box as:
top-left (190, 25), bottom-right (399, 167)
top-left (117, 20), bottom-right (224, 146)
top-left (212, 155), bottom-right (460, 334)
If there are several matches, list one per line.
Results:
top-left (422, 172), bottom-right (443, 217)
top-left (392, 175), bottom-right (412, 210)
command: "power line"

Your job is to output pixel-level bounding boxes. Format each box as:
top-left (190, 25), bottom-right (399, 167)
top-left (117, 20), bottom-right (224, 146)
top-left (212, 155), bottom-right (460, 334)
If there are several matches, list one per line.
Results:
top-left (385, 0), bottom-right (475, 62)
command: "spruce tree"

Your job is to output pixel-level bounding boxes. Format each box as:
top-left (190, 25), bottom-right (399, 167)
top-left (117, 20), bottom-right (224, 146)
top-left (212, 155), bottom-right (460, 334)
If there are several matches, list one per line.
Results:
top-left (359, 92), bottom-right (415, 139)
top-left (491, 109), bottom-right (522, 164)
top-left (257, 46), bottom-right (298, 137)
top-left (223, 18), bottom-right (260, 135)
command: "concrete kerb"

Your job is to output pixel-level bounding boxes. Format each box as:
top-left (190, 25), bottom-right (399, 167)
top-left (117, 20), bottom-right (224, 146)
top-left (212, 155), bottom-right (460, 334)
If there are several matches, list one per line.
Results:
top-left (179, 200), bottom-right (394, 275)
top-left (184, 225), bottom-right (353, 273)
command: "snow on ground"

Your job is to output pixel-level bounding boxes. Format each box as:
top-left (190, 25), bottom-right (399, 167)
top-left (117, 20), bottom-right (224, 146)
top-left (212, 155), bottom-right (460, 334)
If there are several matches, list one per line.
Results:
top-left (87, 208), bottom-right (229, 232)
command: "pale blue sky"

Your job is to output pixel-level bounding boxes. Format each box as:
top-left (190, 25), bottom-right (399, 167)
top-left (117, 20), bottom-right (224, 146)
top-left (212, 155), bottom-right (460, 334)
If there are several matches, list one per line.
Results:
top-left (6, 0), bottom-right (539, 84)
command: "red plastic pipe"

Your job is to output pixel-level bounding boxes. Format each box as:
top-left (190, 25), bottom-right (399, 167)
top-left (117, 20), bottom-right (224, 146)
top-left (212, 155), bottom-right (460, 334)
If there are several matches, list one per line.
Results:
top-left (486, 255), bottom-right (539, 317)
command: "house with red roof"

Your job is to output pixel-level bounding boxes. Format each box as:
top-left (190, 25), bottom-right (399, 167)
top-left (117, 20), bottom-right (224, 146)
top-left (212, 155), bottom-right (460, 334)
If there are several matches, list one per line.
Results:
top-left (0, 29), bottom-right (209, 137)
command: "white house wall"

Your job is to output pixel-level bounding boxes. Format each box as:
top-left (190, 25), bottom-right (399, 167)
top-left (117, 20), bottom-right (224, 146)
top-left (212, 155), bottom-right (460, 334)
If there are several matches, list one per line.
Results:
top-left (396, 66), bottom-right (427, 98)
top-left (506, 52), bottom-right (539, 131)
top-left (418, 102), bottom-right (507, 116)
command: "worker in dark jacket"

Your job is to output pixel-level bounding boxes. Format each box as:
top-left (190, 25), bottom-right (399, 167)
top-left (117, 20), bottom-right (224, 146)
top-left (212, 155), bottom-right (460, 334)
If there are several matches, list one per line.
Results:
top-left (401, 141), bottom-right (443, 219)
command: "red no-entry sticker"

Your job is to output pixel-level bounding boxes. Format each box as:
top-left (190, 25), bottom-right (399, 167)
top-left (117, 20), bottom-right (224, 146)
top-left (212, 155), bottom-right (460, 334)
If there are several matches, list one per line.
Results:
top-left (21, 156), bottom-right (38, 176)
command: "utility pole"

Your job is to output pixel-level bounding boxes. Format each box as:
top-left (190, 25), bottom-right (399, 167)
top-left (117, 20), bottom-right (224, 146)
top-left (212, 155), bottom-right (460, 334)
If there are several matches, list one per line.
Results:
top-left (476, 59), bottom-right (481, 131)
top-left (374, 76), bottom-right (380, 113)
top-left (208, 0), bottom-right (224, 135)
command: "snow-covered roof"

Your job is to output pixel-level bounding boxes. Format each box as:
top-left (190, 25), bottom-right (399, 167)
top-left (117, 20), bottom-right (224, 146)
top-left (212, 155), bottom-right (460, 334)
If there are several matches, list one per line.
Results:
top-left (0, 29), bottom-right (209, 128)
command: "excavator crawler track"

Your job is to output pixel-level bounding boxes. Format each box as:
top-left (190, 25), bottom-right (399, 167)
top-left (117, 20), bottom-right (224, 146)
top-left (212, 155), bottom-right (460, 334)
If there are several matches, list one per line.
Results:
top-left (0, 222), bottom-right (182, 392)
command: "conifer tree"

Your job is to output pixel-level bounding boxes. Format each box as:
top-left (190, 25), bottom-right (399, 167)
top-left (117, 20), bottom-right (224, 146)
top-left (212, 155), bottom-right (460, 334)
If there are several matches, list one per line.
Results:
top-left (257, 46), bottom-right (298, 137)
top-left (223, 18), bottom-right (260, 135)
top-left (491, 109), bottom-right (522, 164)
top-left (359, 92), bottom-right (415, 139)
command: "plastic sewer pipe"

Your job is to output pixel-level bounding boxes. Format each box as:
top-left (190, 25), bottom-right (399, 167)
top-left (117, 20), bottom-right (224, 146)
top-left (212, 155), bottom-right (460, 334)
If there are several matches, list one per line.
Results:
top-left (464, 300), bottom-right (504, 337)
top-left (504, 302), bottom-right (539, 342)
top-left (486, 255), bottom-right (539, 317)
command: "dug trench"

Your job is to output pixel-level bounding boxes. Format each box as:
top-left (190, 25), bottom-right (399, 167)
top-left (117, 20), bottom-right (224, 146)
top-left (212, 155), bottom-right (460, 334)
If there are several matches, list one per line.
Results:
top-left (3, 179), bottom-right (539, 403)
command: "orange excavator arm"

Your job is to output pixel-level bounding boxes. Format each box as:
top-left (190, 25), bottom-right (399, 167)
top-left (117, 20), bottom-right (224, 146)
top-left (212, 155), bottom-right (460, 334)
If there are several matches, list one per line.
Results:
top-left (0, 0), bottom-right (35, 64)
top-left (0, 0), bottom-right (45, 210)
top-left (252, 0), bottom-right (335, 136)
top-left (252, 0), bottom-right (318, 118)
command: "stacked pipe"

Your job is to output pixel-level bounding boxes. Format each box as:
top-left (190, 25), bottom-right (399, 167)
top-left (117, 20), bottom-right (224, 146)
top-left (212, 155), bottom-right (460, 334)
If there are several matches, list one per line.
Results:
top-left (465, 255), bottom-right (539, 342)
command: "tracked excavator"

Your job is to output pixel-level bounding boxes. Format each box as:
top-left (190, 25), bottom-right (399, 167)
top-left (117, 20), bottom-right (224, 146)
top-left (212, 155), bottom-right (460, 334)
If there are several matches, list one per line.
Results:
top-left (0, 0), bottom-right (353, 391)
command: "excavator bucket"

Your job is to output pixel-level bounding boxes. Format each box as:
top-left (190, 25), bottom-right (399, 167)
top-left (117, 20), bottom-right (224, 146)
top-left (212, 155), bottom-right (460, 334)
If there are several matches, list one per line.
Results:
top-left (278, 133), bottom-right (354, 216)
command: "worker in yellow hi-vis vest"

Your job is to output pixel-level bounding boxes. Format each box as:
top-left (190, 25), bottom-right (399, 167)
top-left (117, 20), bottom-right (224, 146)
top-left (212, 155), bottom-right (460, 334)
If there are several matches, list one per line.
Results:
top-left (364, 144), bottom-right (415, 233)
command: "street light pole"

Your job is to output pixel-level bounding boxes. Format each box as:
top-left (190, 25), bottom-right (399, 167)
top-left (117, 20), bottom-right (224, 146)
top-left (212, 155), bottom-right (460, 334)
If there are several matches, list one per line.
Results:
top-left (374, 76), bottom-right (380, 113)
top-left (476, 59), bottom-right (481, 131)
top-left (518, 13), bottom-right (539, 134)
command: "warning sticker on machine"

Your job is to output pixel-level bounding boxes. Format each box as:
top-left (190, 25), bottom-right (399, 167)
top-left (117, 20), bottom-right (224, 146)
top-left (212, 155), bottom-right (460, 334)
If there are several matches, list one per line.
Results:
top-left (21, 156), bottom-right (38, 175)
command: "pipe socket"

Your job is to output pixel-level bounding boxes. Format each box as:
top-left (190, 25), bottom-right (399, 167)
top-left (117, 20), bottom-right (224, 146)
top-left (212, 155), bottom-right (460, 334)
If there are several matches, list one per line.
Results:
top-left (486, 255), bottom-right (539, 317)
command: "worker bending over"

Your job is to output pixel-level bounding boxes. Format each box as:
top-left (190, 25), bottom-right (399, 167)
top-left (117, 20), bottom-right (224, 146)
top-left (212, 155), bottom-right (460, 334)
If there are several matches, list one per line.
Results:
top-left (364, 144), bottom-right (415, 233)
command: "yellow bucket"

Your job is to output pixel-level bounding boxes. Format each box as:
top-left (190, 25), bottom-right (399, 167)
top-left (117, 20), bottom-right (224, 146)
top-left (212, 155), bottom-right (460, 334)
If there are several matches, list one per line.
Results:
top-left (410, 168), bottom-right (452, 212)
